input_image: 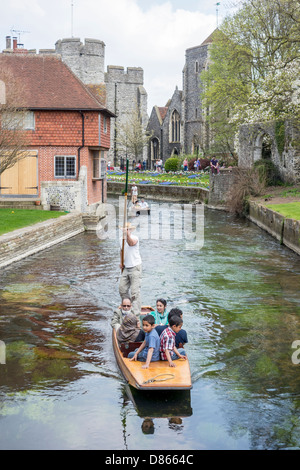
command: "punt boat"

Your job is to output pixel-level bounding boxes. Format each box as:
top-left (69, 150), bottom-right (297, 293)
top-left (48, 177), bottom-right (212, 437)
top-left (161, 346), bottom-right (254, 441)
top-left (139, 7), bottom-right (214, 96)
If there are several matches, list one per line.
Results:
top-left (112, 307), bottom-right (192, 391)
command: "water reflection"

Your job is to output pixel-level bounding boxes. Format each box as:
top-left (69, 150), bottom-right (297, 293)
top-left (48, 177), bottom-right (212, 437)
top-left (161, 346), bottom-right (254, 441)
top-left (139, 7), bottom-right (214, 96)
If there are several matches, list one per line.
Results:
top-left (0, 196), bottom-right (300, 449)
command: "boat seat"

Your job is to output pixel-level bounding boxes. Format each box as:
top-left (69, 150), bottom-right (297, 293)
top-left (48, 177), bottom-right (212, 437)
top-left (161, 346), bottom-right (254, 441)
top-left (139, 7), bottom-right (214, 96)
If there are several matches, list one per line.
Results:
top-left (120, 341), bottom-right (143, 358)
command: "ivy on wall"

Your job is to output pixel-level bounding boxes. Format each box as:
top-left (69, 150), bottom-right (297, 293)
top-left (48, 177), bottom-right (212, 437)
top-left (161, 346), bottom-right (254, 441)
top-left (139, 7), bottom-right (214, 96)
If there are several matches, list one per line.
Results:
top-left (275, 121), bottom-right (285, 155)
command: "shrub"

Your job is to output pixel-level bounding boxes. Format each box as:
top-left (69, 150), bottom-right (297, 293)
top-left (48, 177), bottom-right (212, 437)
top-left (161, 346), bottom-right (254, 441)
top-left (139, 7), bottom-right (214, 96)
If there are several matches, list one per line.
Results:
top-left (188, 158), bottom-right (196, 170)
top-left (164, 157), bottom-right (180, 172)
top-left (188, 157), bottom-right (211, 171)
top-left (226, 168), bottom-right (266, 215)
top-left (253, 159), bottom-right (281, 186)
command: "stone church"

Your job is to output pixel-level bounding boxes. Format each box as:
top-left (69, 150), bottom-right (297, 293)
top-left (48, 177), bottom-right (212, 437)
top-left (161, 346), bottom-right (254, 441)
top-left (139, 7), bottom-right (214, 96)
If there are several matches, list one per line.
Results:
top-left (147, 31), bottom-right (215, 168)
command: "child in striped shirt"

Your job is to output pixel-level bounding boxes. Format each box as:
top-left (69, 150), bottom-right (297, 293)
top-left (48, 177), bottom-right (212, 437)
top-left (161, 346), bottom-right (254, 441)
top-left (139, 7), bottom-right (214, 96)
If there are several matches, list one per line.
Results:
top-left (160, 316), bottom-right (187, 367)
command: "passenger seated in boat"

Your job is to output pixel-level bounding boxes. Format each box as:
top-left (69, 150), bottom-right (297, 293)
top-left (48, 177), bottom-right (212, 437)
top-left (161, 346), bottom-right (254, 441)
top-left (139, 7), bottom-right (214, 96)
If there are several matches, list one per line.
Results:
top-left (152, 298), bottom-right (168, 326)
top-left (117, 313), bottom-right (145, 343)
top-left (128, 314), bottom-right (160, 369)
top-left (139, 198), bottom-right (148, 208)
top-left (155, 307), bottom-right (188, 348)
top-left (111, 296), bottom-right (140, 330)
top-left (160, 316), bottom-right (187, 368)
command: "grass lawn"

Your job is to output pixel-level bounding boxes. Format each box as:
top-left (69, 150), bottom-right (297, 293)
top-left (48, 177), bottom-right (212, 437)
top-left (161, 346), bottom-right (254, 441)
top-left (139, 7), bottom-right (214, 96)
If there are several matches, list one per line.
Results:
top-left (266, 202), bottom-right (300, 220)
top-left (107, 170), bottom-right (210, 188)
top-left (0, 209), bottom-right (66, 236)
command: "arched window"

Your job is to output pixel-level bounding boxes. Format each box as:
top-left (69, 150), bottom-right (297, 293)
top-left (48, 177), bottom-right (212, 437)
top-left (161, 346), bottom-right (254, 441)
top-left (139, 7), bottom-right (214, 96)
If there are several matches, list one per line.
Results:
top-left (170, 110), bottom-right (180, 143)
top-left (151, 137), bottom-right (159, 160)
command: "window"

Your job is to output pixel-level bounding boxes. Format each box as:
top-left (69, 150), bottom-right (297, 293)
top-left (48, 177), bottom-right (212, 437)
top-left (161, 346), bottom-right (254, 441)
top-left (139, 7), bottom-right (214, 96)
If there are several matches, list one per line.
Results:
top-left (170, 110), bottom-right (181, 143)
top-left (55, 156), bottom-right (76, 178)
top-left (93, 150), bottom-right (106, 179)
top-left (103, 116), bottom-right (107, 134)
top-left (1, 111), bottom-right (35, 130)
top-left (23, 111), bottom-right (35, 130)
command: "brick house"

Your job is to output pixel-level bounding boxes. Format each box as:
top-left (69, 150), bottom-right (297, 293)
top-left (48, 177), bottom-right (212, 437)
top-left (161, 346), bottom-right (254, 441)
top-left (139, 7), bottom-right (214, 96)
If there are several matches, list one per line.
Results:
top-left (0, 53), bottom-right (115, 213)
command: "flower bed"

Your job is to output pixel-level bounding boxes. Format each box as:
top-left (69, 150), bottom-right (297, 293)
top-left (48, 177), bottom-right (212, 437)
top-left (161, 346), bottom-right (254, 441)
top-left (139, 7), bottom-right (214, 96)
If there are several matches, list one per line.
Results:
top-left (106, 170), bottom-right (210, 189)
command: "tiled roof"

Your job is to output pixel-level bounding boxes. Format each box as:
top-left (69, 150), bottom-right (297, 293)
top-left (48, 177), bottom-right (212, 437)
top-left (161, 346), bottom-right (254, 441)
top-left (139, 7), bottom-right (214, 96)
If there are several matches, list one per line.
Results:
top-left (200, 29), bottom-right (217, 46)
top-left (0, 54), bottom-right (114, 114)
top-left (186, 29), bottom-right (218, 52)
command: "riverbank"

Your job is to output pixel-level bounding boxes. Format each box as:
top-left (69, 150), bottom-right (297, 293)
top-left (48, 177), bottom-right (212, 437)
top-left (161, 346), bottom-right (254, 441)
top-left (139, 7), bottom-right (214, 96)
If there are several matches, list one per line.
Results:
top-left (248, 185), bottom-right (300, 256)
top-left (0, 212), bottom-right (85, 269)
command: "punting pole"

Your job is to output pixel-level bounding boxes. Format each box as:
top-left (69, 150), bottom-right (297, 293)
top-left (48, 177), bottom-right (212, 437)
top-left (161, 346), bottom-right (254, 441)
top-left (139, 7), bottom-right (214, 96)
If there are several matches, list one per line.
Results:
top-left (121, 159), bottom-right (129, 272)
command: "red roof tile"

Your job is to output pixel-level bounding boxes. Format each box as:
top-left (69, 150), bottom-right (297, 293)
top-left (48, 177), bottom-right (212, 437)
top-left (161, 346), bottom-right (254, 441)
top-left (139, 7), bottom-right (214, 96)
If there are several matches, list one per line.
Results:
top-left (0, 54), bottom-right (114, 114)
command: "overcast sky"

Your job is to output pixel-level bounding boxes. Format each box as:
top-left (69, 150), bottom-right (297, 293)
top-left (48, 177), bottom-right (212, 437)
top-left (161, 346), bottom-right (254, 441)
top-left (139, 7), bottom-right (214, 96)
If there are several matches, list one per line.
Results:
top-left (0, 0), bottom-right (231, 113)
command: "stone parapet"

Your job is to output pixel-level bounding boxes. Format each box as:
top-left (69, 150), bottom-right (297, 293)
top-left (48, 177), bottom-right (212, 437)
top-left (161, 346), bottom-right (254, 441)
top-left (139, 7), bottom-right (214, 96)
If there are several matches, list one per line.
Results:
top-left (107, 181), bottom-right (208, 203)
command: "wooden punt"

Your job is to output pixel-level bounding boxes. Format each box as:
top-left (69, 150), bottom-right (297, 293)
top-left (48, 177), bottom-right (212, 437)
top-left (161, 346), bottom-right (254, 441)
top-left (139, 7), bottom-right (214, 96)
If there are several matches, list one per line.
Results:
top-left (112, 324), bottom-right (192, 391)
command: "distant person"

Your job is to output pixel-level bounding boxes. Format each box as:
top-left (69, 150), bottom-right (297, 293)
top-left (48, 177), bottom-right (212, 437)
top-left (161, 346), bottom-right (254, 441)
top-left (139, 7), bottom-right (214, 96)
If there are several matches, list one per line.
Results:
top-left (210, 156), bottom-right (220, 175)
top-left (131, 184), bottom-right (138, 203)
top-left (139, 198), bottom-right (148, 208)
top-left (157, 158), bottom-right (163, 172)
top-left (183, 158), bottom-right (188, 171)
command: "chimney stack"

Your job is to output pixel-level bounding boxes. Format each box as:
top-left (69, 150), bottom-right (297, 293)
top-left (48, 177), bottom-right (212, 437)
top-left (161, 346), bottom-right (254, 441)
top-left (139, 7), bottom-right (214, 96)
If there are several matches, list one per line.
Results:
top-left (6, 36), bottom-right (11, 49)
top-left (13, 37), bottom-right (18, 50)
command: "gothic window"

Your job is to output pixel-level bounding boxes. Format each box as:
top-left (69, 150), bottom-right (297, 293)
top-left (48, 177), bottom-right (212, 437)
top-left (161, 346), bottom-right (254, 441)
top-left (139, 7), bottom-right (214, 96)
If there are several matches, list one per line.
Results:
top-left (151, 138), bottom-right (159, 160)
top-left (170, 110), bottom-right (180, 143)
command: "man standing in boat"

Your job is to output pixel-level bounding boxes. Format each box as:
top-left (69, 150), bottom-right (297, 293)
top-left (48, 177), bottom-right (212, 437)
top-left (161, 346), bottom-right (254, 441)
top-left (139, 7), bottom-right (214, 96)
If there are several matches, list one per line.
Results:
top-left (119, 222), bottom-right (142, 317)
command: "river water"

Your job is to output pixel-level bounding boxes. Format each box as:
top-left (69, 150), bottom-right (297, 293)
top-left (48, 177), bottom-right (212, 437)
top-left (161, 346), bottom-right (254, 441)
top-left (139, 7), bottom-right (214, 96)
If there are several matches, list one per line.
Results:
top-left (0, 196), bottom-right (299, 450)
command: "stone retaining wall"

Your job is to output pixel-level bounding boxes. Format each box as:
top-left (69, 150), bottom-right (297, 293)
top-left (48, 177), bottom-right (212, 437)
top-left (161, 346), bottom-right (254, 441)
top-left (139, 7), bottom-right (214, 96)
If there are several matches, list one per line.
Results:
top-left (0, 212), bottom-right (85, 268)
top-left (107, 181), bottom-right (208, 202)
top-left (248, 201), bottom-right (300, 256)
top-left (208, 168), bottom-right (239, 207)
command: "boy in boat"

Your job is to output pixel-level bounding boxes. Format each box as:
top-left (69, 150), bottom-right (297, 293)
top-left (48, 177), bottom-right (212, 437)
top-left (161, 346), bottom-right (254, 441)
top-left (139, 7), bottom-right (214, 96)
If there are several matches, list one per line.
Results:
top-left (155, 307), bottom-right (188, 349)
top-left (128, 314), bottom-right (160, 369)
top-left (160, 316), bottom-right (187, 368)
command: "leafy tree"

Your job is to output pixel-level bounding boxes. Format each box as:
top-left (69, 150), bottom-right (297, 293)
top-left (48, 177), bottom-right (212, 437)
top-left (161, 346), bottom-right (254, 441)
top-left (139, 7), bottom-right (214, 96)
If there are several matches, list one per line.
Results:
top-left (201, 0), bottom-right (300, 153)
top-left (116, 101), bottom-right (151, 165)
